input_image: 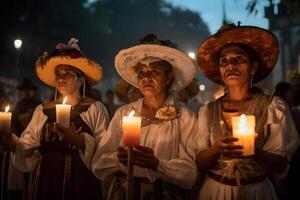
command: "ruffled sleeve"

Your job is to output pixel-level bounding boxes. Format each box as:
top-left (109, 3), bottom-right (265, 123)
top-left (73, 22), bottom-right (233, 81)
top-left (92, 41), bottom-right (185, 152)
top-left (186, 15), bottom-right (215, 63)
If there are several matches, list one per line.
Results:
top-left (10, 105), bottom-right (46, 172)
top-left (156, 105), bottom-right (198, 189)
top-left (91, 106), bottom-right (124, 180)
top-left (79, 101), bottom-right (109, 169)
top-left (193, 105), bottom-right (210, 155)
top-left (263, 96), bottom-right (300, 160)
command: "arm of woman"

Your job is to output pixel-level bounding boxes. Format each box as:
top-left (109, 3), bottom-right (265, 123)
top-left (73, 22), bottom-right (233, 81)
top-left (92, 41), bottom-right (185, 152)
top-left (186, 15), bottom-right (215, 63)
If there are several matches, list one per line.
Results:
top-left (153, 107), bottom-right (198, 189)
top-left (195, 106), bottom-right (242, 170)
top-left (258, 97), bottom-right (300, 175)
top-left (91, 107), bottom-right (124, 180)
top-left (196, 135), bottom-right (242, 170)
top-left (9, 105), bottom-right (45, 172)
top-left (76, 101), bottom-right (110, 169)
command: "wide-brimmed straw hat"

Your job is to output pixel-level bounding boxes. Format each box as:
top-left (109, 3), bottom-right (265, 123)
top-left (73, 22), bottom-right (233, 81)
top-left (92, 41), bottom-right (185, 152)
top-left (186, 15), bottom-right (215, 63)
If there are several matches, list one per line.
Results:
top-left (115, 79), bottom-right (131, 103)
top-left (115, 34), bottom-right (197, 92)
top-left (35, 38), bottom-right (103, 87)
top-left (17, 78), bottom-right (38, 90)
top-left (184, 79), bottom-right (199, 98)
top-left (197, 23), bottom-right (279, 85)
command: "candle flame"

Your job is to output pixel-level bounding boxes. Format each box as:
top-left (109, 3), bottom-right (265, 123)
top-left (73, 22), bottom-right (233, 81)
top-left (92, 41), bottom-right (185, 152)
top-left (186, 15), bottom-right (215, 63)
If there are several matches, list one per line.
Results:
top-left (238, 114), bottom-right (248, 134)
top-left (5, 105), bottom-right (10, 112)
top-left (128, 111), bottom-right (135, 117)
top-left (63, 97), bottom-right (68, 104)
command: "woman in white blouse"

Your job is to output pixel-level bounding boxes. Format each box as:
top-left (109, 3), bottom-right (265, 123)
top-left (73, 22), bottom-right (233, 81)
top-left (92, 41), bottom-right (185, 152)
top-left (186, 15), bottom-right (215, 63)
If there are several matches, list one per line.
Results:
top-left (195, 24), bottom-right (300, 200)
top-left (92, 34), bottom-right (197, 199)
top-left (0, 38), bottom-right (109, 200)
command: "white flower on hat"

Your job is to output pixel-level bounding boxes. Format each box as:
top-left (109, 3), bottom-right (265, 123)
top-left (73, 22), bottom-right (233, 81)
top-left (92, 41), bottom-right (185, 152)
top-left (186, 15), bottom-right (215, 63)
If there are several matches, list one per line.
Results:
top-left (55, 37), bottom-right (80, 51)
top-left (68, 38), bottom-right (80, 51)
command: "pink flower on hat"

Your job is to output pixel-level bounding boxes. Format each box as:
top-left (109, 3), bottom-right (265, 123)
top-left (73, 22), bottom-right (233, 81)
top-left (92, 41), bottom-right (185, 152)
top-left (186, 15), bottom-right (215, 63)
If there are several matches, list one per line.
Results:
top-left (56, 43), bottom-right (66, 50)
top-left (68, 38), bottom-right (80, 51)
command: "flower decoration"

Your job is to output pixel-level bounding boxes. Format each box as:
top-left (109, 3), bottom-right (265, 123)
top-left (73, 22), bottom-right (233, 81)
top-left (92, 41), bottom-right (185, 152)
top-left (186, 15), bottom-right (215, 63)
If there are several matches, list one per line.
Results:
top-left (56, 37), bottom-right (81, 52)
top-left (139, 34), bottom-right (178, 48)
top-left (56, 43), bottom-right (67, 50)
top-left (36, 51), bottom-right (49, 69)
top-left (155, 106), bottom-right (178, 120)
top-left (36, 37), bottom-right (83, 69)
top-left (67, 38), bottom-right (80, 51)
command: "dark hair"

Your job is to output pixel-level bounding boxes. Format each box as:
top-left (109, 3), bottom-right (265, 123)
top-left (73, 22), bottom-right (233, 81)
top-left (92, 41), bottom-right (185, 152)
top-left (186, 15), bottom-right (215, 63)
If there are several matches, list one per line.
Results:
top-left (274, 81), bottom-right (291, 99)
top-left (294, 87), bottom-right (300, 106)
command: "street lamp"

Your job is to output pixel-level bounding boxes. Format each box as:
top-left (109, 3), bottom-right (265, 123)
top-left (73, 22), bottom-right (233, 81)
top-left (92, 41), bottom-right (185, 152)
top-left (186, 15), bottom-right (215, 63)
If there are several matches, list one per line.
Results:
top-left (188, 52), bottom-right (195, 59)
top-left (199, 84), bottom-right (206, 91)
top-left (13, 39), bottom-right (22, 81)
top-left (14, 39), bottom-right (22, 49)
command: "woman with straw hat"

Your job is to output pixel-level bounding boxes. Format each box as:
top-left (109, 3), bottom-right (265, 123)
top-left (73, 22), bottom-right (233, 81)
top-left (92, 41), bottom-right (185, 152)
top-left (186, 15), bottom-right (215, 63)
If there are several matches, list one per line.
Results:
top-left (115, 78), bottom-right (143, 104)
top-left (0, 38), bottom-right (109, 200)
top-left (194, 24), bottom-right (300, 200)
top-left (92, 34), bottom-right (198, 199)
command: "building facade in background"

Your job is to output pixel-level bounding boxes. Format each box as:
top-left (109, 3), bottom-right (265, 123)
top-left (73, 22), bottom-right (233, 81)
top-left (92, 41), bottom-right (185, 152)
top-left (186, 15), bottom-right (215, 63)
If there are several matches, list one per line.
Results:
top-left (265, 0), bottom-right (300, 86)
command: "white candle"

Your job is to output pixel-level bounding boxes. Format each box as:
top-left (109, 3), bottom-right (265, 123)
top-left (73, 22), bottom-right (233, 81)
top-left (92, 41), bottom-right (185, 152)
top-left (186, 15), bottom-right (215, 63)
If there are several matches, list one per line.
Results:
top-left (56, 97), bottom-right (71, 128)
top-left (122, 111), bottom-right (141, 147)
top-left (0, 106), bottom-right (12, 132)
top-left (232, 114), bottom-right (256, 156)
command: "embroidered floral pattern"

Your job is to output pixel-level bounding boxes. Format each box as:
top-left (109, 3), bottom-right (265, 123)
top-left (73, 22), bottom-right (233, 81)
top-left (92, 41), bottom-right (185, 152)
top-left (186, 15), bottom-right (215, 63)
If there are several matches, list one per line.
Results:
top-left (155, 106), bottom-right (177, 120)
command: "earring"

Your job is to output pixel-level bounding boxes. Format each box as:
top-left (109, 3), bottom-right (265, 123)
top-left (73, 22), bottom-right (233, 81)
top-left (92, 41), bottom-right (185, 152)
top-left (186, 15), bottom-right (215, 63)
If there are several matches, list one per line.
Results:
top-left (82, 80), bottom-right (86, 99)
top-left (224, 85), bottom-right (229, 96)
top-left (54, 87), bottom-right (58, 100)
top-left (250, 74), bottom-right (254, 89)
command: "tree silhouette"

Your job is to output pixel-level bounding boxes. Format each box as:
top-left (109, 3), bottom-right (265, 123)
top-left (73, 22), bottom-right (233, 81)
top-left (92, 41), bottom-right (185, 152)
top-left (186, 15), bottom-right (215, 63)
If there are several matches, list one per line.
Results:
top-left (1, 0), bottom-right (210, 89)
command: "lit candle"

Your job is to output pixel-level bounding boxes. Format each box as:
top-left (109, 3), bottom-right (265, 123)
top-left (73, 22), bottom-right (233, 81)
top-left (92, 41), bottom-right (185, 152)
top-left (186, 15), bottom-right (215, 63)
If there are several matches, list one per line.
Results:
top-left (56, 97), bottom-right (71, 128)
top-left (231, 114), bottom-right (256, 156)
top-left (122, 111), bottom-right (141, 147)
top-left (0, 106), bottom-right (12, 132)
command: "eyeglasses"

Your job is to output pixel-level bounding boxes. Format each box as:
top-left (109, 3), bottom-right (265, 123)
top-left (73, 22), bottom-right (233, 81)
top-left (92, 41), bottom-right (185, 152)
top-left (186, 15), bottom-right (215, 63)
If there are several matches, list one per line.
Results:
top-left (219, 55), bottom-right (249, 67)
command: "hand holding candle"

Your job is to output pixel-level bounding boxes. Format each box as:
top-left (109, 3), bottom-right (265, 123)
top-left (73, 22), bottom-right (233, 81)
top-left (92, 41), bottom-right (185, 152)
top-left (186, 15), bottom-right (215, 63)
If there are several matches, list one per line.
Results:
top-left (56, 97), bottom-right (71, 128)
top-left (0, 105), bottom-right (12, 133)
top-left (122, 111), bottom-right (141, 147)
top-left (231, 114), bottom-right (256, 156)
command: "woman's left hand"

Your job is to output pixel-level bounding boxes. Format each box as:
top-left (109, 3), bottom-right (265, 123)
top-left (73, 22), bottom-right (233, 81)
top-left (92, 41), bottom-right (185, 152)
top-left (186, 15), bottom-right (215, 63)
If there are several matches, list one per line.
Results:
top-left (132, 145), bottom-right (159, 171)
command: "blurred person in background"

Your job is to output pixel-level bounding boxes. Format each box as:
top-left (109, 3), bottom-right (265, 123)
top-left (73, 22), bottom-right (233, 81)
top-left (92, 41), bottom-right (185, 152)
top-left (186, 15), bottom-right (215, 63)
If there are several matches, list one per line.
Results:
top-left (7, 78), bottom-right (41, 200)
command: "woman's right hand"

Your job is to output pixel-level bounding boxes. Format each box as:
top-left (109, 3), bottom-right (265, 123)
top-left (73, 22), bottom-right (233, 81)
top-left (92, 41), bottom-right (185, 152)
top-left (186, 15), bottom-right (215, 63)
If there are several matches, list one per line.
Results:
top-left (117, 146), bottom-right (129, 165)
top-left (213, 135), bottom-right (243, 158)
top-left (196, 135), bottom-right (243, 170)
